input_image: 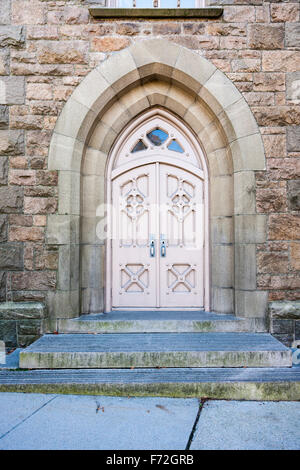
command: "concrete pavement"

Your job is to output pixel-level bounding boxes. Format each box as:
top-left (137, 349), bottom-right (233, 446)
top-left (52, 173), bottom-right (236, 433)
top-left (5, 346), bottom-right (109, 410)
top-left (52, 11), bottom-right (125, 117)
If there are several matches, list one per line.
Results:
top-left (0, 392), bottom-right (299, 450)
top-left (0, 393), bottom-right (198, 450)
top-left (191, 400), bottom-right (300, 450)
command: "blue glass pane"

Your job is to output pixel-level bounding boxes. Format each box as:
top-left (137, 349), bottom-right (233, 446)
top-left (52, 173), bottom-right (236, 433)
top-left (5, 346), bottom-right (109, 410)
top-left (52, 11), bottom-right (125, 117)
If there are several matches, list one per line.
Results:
top-left (147, 128), bottom-right (169, 146)
top-left (160, 0), bottom-right (177, 6)
top-left (136, 0), bottom-right (153, 6)
top-left (118, 0), bottom-right (133, 6)
top-left (167, 139), bottom-right (184, 153)
top-left (180, 0), bottom-right (195, 6)
top-left (131, 140), bottom-right (148, 153)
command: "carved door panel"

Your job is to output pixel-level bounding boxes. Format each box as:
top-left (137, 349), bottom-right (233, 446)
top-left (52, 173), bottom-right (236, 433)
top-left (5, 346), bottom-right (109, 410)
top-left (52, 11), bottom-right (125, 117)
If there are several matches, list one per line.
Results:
top-left (112, 163), bottom-right (204, 309)
top-left (112, 164), bottom-right (158, 307)
top-left (159, 164), bottom-right (204, 308)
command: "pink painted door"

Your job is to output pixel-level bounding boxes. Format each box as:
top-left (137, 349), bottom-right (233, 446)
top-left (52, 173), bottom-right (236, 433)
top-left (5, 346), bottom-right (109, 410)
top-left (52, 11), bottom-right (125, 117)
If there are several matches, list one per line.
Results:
top-left (112, 163), bottom-right (204, 309)
top-left (112, 164), bottom-right (158, 308)
top-left (159, 164), bottom-right (204, 308)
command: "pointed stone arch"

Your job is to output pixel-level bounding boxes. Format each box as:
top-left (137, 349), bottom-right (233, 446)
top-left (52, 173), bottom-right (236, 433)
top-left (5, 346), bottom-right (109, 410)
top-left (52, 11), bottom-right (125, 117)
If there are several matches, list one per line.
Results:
top-left (47, 39), bottom-right (267, 321)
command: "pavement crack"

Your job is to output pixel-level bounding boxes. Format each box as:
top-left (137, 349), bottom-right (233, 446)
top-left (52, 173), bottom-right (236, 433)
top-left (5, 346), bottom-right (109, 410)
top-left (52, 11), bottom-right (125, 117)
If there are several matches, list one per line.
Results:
top-left (185, 398), bottom-right (206, 450)
top-left (0, 395), bottom-right (57, 442)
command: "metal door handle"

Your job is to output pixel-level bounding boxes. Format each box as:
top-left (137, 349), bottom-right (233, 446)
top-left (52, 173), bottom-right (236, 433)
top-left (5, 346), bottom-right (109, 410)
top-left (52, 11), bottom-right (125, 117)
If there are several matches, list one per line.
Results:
top-left (161, 240), bottom-right (166, 257)
top-left (150, 240), bottom-right (155, 257)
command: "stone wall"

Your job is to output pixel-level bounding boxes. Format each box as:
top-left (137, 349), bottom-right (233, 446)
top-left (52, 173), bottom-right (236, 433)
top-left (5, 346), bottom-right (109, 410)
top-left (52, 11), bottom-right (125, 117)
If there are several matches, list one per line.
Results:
top-left (0, 301), bottom-right (46, 349)
top-left (0, 0), bottom-right (299, 346)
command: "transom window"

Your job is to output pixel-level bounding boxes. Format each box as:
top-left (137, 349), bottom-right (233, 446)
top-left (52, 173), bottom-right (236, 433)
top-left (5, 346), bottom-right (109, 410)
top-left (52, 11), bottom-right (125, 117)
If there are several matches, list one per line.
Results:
top-left (110, 1), bottom-right (205, 7)
top-left (113, 111), bottom-right (202, 170)
top-left (131, 128), bottom-right (185, 154)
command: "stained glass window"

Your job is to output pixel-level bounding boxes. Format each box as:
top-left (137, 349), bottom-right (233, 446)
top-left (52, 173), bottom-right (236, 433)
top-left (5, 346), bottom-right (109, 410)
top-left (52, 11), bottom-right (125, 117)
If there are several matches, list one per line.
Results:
top-left (114, 0), bottom-right (204, 7)
top-left (167, 139), bottom-right (184, 153)
top-left (131, 140), bottom-right (148, 153)
top-left (147, 128), bottom-right (168, 146)
top-left (135, 0), bottom-right (153, 6)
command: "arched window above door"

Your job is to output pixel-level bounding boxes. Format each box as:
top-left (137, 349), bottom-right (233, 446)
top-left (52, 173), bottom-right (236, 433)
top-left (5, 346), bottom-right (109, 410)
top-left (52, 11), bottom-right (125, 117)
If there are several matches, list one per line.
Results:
top-left (131, 128), bottom-right (185, 154)
top-left (112, 109), bottom-right (206, 174)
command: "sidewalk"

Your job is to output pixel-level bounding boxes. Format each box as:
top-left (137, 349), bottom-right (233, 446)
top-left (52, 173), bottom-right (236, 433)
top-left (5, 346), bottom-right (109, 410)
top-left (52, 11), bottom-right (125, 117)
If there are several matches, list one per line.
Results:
top-left (0, 392), bottom-right (299, 450)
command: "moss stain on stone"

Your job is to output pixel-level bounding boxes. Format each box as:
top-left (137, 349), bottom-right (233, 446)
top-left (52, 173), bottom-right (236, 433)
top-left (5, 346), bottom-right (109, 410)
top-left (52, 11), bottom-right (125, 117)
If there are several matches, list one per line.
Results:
top-left (0, 381), bottom-right (299, 401)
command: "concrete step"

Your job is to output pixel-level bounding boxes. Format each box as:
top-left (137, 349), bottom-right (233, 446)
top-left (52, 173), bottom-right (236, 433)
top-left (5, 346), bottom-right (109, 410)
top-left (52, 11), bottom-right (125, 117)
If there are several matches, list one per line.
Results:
top-left (57, 311), bottom-right (267, 334)
top-left (19, 332), bottom-right (292, 369)
top-left (0, 367), bottom-right (299, 401)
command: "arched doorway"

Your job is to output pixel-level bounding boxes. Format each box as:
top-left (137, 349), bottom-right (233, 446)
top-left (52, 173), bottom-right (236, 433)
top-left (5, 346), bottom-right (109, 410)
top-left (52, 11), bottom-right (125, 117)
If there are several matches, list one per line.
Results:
top-left (47, 39), bottom-right (267, 323)
top-left (106, 109), bottom-right (209, 312)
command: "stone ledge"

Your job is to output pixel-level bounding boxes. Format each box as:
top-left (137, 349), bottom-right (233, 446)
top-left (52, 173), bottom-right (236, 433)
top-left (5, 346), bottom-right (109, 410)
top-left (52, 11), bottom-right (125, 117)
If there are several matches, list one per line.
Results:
top-left (1, 368), bottom-right (300, 400)
top-left (270, 301), bottom-right (300, 347)
top-left (270, 301), bottom-right (300, 320)
top-left (0, 302), bottom-right (47, 320)
top-left (89, 7), bottom-right (223, 19)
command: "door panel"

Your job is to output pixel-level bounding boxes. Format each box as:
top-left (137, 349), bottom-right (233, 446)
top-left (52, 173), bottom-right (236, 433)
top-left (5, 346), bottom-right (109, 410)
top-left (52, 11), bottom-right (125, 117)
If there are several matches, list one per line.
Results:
top-left (159, 164), bottom-right (204, 308)
top-left (112, 164), bottom-right (157, 307)
top-left (112, 162), bottom-right (204, 309)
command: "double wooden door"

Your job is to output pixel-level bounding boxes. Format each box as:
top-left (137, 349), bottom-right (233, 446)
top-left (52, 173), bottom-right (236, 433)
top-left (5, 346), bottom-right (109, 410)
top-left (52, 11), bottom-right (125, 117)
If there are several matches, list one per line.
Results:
top-left (112, 162), bottom-right (204, 309)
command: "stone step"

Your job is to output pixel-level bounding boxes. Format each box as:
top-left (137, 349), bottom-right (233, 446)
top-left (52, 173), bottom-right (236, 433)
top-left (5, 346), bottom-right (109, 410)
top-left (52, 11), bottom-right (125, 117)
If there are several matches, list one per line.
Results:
top-left (57, 311), bottom-right (267, 334)
top-left (19, 332), bottom-right (292, 369)
top-left (0, 367), bottom-right (299, 401)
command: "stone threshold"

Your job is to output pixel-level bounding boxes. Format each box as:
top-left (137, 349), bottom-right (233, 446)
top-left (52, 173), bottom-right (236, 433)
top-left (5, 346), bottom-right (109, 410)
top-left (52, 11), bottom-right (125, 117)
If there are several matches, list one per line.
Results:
top-left (89, 7), bottom-right (223, 19)
top-left (0, 367), bottom-right (299, 400)
top-left (57, 312), bottom-right (268, 334)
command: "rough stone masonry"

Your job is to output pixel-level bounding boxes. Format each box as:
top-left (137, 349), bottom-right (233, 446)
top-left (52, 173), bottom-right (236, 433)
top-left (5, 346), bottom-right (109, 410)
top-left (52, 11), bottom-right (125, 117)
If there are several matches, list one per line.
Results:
top-left (0, 0), bottom-right (299, 348)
